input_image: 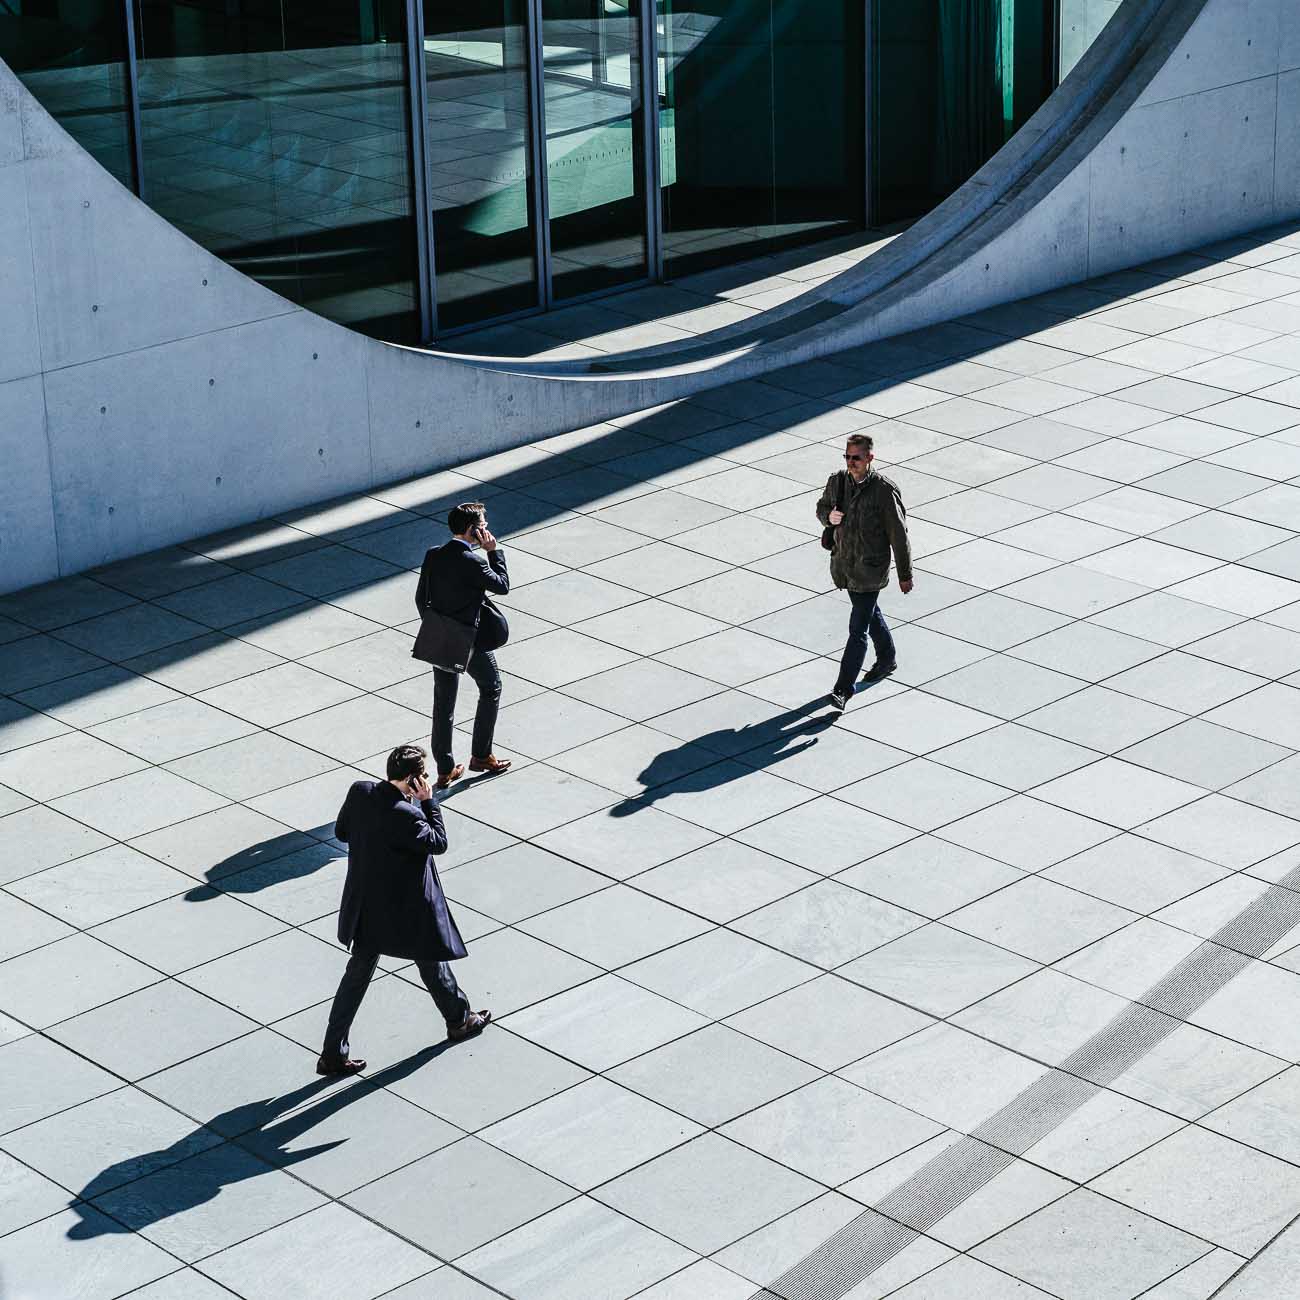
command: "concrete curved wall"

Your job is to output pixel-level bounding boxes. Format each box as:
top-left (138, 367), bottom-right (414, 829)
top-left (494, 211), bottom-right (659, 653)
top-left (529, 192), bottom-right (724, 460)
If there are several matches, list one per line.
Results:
top-left (3, 0), bottom-right (1298, 593)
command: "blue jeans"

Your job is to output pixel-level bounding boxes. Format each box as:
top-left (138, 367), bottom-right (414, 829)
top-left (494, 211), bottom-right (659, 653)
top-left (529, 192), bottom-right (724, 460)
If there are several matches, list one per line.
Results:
top-left (834, 589), bottom-right (895, 694)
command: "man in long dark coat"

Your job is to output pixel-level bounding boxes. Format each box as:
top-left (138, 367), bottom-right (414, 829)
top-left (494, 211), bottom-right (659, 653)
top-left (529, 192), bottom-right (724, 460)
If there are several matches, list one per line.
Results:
top-left (317, 743), bottom-right (491, 1076)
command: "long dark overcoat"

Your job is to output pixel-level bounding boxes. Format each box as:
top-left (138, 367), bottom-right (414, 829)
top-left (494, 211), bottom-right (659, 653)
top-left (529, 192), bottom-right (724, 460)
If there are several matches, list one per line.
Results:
top-left (334, 780), bottom-right (467, 962)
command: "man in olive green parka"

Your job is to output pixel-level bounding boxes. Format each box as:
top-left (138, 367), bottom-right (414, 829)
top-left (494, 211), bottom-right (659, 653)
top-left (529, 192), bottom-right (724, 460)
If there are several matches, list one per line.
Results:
top-left (816, 433), bottom-right (913, 710)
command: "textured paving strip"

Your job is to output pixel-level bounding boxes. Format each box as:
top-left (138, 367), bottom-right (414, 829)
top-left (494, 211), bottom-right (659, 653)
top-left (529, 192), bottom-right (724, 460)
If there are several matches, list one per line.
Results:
top-left (751, 861), bottom-right (1300, 1300)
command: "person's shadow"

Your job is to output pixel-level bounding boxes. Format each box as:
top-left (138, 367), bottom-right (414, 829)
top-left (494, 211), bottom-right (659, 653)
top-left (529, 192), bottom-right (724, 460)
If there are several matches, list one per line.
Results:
top-left (66, 1043), bottom-right (454, 1239)
top-left (610, 698), bottom-right (839, 817)
top-left (183, 832), bottom-right (341, 903)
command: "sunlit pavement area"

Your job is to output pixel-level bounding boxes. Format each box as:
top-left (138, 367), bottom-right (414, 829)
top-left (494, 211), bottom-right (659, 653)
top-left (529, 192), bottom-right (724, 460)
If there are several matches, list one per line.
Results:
top-left (5, 223), bottom-right (1300, 1300)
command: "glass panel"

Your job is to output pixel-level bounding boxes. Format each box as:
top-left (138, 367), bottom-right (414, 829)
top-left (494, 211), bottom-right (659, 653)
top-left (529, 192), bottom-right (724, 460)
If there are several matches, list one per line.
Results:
top-left (423, 0), bottom-right (538, 331)
top-left (658, 0), bottom-right (864, 278)
top-left (872, 0), bottom-right (1054, 227)
top-left (1, 2), bottom-right (134, 187)
top-left (540, 0), bottom-right (648, 300)
top-left (133, 0), bottom-right (420, 343)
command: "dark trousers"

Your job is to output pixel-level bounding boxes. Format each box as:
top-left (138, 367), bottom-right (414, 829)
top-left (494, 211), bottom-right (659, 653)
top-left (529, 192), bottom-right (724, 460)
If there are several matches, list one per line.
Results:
top-left (834, 588), bottom-right (896, 694)
top-left (431, 649), bottom-right (501, 775)
top-left (321, 946), bottom-right (471, 1062)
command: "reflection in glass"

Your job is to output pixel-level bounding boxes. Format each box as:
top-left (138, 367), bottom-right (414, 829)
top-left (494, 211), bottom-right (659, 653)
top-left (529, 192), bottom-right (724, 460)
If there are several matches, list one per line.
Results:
top-left (1, 2), bottom-right (134, 187)
top-left (133, 0), bottom-right (420, 342)
top-left (540, 0), bottom-right (648, 300)
top-left (872, 0), bottom-right (1055, 226)
top-left (658, 0), bottom-right (864, 277)
top-left (423, 0), bottom-right (538, 331)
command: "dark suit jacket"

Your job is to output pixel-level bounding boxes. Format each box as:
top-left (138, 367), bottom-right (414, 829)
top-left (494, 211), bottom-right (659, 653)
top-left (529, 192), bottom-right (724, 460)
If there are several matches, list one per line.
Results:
top-left (415, 539), bottom-right (509, 652)
top-left (334, 780), bottom-right (467, 962)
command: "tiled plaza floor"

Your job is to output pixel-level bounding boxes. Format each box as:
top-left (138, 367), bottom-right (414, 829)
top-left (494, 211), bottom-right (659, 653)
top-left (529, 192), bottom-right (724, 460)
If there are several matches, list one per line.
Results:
top-left (5, 223), bottom-right (1300, 1300)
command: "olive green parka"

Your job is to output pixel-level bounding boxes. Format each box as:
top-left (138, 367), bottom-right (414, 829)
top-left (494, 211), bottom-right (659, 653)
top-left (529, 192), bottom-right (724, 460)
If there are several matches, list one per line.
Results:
top-left (815, 468), bottom-right (912, 593)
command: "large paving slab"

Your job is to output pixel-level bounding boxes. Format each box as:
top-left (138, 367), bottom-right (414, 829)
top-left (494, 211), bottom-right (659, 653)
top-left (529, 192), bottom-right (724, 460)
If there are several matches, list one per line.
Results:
top-left (3, 224), bottom-right (1300, 1299)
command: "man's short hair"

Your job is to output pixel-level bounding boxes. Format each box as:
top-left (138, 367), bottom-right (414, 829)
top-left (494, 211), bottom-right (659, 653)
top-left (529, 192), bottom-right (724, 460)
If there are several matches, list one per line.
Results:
top-left (386, 743), bottom-right (428, 782)
top-left (845, 434), bottom-right (874, 453)
top-left (447, 502), bottom-right (486, 535)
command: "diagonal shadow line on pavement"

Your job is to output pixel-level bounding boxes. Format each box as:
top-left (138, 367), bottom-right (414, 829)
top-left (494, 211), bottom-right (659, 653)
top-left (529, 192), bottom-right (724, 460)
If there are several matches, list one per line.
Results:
top-left (1209, 1202), bottom-right (1300, 1298)
top-left (747, 858), bottom-right (1300, 1300)
top-left (9, 212), bottom-right (1283, 715)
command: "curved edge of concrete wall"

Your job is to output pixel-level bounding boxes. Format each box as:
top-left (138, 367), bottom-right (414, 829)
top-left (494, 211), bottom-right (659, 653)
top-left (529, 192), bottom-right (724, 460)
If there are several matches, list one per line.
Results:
top-left (3, 0), bottom-right (1298, 591)
top-left (457, 0), bottom-right (1192, 379)
top-left (465, 0), bottom-right (1291, 379)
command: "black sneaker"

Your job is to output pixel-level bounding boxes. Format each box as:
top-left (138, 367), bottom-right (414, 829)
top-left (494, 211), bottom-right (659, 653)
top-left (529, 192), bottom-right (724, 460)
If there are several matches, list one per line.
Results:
top-left (862, 660), bottom-right (897, 684)
top-left (829, 690), bottom-right (849, 712)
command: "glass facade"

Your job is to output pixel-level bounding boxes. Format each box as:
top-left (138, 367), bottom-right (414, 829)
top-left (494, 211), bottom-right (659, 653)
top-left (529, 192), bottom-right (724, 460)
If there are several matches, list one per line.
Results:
top-left (541, 0), bottom-right (649, 299)
top-left (132, 0), bottom-right (421, 342)
top-left (872, 0), bottom-right (1056, 227)
top-left (658, 0), bottom-right (864, 277)
top-left (10, 1), bottom-right (1080, 344)
top-left (2, 1), bottom-right (135, 187)
top-left (423, 1), bottom-right (538, 331)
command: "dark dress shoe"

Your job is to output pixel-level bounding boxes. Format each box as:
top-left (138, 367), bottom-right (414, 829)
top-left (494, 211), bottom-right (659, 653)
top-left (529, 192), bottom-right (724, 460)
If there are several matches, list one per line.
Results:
top-left (861, 660), bottom-right (897, 684)
top-left (448, 1009), bottom-right (492, 1041)
top-left (435, 763), bottom-right (465, 790)
top-left (316, 1055), bottom-right (366, 1076)
top-left (469, 754), bottom-right (511, 775)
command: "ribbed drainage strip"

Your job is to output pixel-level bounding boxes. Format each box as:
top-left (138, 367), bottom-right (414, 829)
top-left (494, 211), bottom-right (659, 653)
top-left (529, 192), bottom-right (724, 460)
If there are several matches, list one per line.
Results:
top-left (749, 863), bottom-right (1300, 1300)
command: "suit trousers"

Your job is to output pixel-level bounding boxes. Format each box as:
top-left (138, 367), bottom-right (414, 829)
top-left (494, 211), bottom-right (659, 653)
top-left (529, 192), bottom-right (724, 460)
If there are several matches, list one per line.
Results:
top-left (431, 649), bottom-right (501, 775)
top-left (321, 946), bottom-right (471, 1061)
top-left (833, 589), bottom-right (896, 694)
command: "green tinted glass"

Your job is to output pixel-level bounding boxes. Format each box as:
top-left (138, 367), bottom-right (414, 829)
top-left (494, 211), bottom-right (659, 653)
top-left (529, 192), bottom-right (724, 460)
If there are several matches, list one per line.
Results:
top-left (134, 0), bottom-right (421, 342)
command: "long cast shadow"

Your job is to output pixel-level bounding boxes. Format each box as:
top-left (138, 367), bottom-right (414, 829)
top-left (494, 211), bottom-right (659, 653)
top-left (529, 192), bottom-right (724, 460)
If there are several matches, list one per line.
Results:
top-left (0, 247), bottom-right (1204, 705)
top-left (183, 831), bottom-right (340, 903)
top-left (67, 1041), bottom-right (456, 1240)
top-left (610, 697), bottom-right (838, 816)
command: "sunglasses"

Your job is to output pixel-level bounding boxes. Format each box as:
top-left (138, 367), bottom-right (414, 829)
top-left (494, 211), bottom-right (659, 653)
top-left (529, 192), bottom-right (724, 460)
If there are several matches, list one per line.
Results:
top-left (843, 453), bottom-right (865, 462)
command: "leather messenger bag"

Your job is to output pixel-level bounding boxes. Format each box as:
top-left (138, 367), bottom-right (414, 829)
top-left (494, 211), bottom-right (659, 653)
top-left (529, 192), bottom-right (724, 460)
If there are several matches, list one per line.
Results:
top-left (821, 471), bottom-right (847, 551)
top-left (412, 606), bottom-right (480, 673)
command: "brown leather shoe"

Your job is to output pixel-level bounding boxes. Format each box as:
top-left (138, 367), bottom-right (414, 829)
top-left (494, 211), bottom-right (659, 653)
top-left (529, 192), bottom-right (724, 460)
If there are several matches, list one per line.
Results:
top-left (469, 754), bottom-right (511, 775)
top-left (448, 1010), bottom-right (492, 1042)
top-left (435, 763), bottom-right (464, 790)
top-left (316, 1055), bottom-right (366, 1076)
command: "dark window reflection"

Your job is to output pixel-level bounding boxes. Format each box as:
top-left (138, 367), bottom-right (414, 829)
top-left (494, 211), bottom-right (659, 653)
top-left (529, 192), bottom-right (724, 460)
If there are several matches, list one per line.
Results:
top-left (872, 0), bottom-right (1055, 226)
top-left (658, 0), bottom-right (865, 278)
top-left (8, 0), bottom-right (1067, 346)
top-left (423, 0), bottom-right (538, 331)
top-left (133, 0), bottom-right (420, 342)
top-left (1, 1), bottom-right (135, 187)
top-left (541, 0), bottom-right (649, 300)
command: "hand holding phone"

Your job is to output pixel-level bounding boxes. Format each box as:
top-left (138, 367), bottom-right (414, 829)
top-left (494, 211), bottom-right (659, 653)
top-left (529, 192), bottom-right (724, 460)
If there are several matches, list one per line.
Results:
top-left (408, 773), bottom-right (433, 802)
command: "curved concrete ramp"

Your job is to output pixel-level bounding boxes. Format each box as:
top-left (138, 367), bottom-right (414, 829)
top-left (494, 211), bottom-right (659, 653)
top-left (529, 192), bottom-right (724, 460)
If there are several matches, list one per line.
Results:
top-left (2, 0), bottom-right (1298, 589)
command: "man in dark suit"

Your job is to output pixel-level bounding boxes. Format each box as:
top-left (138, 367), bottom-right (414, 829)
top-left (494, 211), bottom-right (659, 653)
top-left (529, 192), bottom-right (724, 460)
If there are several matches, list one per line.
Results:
top-left (317, 744), bottom-right (491, 1076)
top-left (416, 501), bottom-right (512, 790)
